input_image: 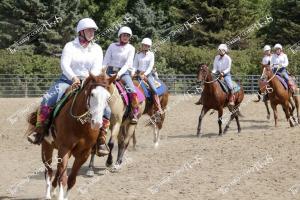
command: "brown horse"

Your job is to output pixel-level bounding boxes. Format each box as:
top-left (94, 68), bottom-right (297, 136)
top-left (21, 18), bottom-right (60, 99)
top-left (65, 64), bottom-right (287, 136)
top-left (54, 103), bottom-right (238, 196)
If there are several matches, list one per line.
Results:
top-left (138, 79), bottom-right (169, 147)
top-left (196, 64), bottom-right (244, 136)
top-left (255, 72), bottom-right (298, 121)
top-left (261, 65), bottom-right (299, 126)
top-left (26, 74), bottom-right (112, 200)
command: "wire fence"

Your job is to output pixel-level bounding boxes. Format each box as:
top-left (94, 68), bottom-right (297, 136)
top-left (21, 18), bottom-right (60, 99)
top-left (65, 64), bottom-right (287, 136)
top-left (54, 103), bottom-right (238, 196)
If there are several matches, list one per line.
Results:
top-left (0, 74), bottom-right (299, 97)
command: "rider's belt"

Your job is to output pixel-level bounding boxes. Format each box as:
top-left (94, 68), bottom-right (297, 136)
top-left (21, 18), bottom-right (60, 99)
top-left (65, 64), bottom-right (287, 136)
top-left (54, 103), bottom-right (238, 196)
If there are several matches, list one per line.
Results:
top-left (108, 66), bottom-right (120, 73)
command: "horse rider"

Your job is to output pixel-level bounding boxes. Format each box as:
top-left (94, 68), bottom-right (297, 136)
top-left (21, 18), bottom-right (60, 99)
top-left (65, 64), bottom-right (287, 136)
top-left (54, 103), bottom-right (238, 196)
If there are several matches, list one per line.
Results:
top-left (212, 44), bottom-right (235, 106)
top-left (270, 43), bottom-right (295, 92)
top-left (132, 38), bottom-right (163, 113)
top-left (103, 26), bottom-right (140, 123)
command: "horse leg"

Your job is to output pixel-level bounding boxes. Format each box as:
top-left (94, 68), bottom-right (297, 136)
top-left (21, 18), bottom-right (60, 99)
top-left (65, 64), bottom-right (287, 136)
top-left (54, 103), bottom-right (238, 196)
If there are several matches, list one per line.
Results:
top-left (217, 108), bottom-right (223, 136)
top-left (235, 113), bottom-right (241, 133)
top-left (116, 125), bottom-right (127, 166)
top-left (271, 103), bottom-right (278, 127)
top-left (264, 100), bottom-right (271, 120)
top-left (293, 96), bottom-right (300, 124)
top-left (132, 130), bottom-right (137, 150)
top-left (65, 150), bottom-right (91, 200)
top-left (223, 113), bottom-right (235, 134)
top-left (152, 124), bottom-right (160, 148)
top-left (41, 141), bottom-right (54, 200)
top-left (86, 153), bottom-right (96, 177)
top-left (106, 123), bottom-right (121, 167)
top-left (284, 102), bottom-right (294, 127)
top-left (291, 96), bottom-right (300, 125)
top-left (196, 106), bottom-right (209, 137)
top-left (56, 148), bottom-right (70, 200)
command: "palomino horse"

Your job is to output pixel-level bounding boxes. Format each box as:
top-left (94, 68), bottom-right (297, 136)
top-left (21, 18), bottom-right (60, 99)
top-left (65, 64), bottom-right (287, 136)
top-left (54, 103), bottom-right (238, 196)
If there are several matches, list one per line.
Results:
top-left (26, 74), bottom-right (111, 200)
top-left (196, 64), bottom-right (244, 136)
top-left (86, 78), bottom-right (169, 176)
top-left (86, 78), bottom-right (146, 175)
top-left (261, 65), bottom-right (299, 126)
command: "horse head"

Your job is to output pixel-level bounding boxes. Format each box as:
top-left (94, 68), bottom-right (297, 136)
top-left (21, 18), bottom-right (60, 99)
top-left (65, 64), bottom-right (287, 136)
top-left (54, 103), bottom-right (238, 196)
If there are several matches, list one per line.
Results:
top-left (197, 63), bottom-right (211, 82)
top-left (261, 64), bottom-right (273, 80)
top-left (83, 73), bottom-right (111, 130)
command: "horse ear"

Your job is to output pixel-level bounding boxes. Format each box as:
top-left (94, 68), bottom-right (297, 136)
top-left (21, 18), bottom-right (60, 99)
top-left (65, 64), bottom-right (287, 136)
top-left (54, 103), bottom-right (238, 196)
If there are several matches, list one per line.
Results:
top-left (108, 74), bottom-right (118, 85)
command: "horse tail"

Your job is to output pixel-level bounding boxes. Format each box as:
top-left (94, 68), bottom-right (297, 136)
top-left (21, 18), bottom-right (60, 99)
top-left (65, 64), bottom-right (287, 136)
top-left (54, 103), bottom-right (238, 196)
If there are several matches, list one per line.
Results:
top-left (25, 108), bottom-right (38, 136)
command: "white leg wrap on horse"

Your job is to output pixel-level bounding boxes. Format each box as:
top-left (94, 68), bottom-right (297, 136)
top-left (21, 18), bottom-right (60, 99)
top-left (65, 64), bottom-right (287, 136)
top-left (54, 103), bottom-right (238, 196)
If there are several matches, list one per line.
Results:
top-left (153, 125), bottom-right (159, 148)
top-left (45, 174), bottom-right (52, 199)
top-left (64, 190), bottom-right (69, 200)
top-left (58, 183), bottom-right (64, 200)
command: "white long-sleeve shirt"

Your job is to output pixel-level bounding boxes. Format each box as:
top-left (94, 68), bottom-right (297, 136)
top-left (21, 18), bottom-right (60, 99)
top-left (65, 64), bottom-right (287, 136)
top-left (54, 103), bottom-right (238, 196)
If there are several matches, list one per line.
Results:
top-left (103, 42), bottom-right (135, 77)
top-left (262, 55), bottom-right (271, 65)
top-left (61, 37), bottom-right (103, 80)
top-left (270, 53), bottom-right (289, 69)
top-left (133, 51), bottom-right (155, 76)
top-left (212, 54), bottom-right (232, 74)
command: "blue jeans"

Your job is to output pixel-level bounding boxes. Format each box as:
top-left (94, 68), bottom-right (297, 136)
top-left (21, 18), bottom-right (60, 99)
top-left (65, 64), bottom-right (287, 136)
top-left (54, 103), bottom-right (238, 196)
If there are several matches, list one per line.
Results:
top-left (272, 67), bottom-right (289, 82)
top-left (224, 73), bottom-right (233, 90)
top-left (107, 67), bottom-right (136, 93)
top-left (41, 74), bottom-right (111, 119)
top-left (147, 73), bottom-right (158, 94)
top-left (41, 74), bottom-right (72, 107)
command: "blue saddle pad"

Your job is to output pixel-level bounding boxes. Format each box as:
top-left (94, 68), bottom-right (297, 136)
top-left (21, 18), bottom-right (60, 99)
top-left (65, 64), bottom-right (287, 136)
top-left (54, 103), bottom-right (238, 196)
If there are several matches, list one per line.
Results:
top-left (139, 78), bottom-right (167, 98)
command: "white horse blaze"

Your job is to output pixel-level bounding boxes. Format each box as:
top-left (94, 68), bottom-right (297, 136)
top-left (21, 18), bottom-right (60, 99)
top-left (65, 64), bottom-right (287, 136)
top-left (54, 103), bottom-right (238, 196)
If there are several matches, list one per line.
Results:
top-left (89, 86), bottom-right (111, 129)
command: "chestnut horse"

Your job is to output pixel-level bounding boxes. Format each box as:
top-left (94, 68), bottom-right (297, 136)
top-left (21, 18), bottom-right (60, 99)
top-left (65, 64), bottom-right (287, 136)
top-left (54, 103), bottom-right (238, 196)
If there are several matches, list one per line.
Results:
top-left (261, 65), bottom-right (299, 126)
top-left (26, 74), bottom-right (111, 200)
top-left (196, 64), bottom-right (244, 136)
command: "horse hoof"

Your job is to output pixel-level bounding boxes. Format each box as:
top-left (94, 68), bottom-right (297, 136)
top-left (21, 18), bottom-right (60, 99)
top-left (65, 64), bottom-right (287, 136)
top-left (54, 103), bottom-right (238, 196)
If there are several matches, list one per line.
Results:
top-left (267, 115), bottom-right (270, 120)
top-left (106, 162), bottom-right (113, 168)
top-left (51, 187), bottom-right (57, 196)
top-left (45, 195), bottom-right (51, 200)
top-left (154, 142), bottom-right (159, 148)
top-left (108, 164), bottom-right (121, 173)
top-left (86, 169), bottom-right (94, 177)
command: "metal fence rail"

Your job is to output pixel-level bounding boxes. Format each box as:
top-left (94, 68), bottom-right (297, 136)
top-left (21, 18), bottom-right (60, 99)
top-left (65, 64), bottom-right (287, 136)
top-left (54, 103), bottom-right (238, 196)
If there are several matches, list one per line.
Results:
top-left (0, 74), bottom-right (299, 97)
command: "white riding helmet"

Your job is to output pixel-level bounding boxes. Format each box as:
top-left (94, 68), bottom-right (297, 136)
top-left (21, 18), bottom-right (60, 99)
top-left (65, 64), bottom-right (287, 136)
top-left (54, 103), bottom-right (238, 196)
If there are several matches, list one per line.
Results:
top-left (76, 18), bottom-right (98, 33)
top-left (274, 43), bottom-right (283, 50)
top-left (118, 26), bottom-right (132, 37)
top-left (218, 44), bottom-right (228, 52)
top-left (263, 45), bottom-right (271, 52)
top-left (141, 38), bottom-right (152, 46)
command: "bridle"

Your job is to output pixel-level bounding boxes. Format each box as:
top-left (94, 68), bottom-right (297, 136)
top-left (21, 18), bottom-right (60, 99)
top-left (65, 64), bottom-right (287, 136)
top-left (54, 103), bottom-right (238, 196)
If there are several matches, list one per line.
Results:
top-left (198, 65), bottom-right (219, 85)
top-left (69, 76), bottom-right (109, 125)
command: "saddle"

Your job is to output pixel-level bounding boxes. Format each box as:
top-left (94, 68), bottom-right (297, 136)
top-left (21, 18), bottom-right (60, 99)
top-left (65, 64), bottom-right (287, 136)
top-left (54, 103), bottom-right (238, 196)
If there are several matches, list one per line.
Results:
top-left (114, 80), bottom-right (145, 106)
top-left (217, 79), bottom-right (241, 93)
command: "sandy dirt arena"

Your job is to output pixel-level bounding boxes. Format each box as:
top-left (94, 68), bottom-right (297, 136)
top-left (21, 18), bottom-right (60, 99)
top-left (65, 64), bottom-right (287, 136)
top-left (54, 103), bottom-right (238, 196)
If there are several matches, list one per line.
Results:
top-left (0, 95), bottom-right (300, 200)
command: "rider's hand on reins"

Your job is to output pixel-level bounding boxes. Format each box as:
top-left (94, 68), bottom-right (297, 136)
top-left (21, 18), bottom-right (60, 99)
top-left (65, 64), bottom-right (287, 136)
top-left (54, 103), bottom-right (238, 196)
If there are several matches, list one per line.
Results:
top-left (72, 76), bottom-right (81, 90)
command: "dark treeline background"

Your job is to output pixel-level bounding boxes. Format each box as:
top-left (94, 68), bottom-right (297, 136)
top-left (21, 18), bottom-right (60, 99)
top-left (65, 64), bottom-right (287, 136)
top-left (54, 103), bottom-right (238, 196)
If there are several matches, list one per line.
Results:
top-left (0, 0), bottom-right (299, 76)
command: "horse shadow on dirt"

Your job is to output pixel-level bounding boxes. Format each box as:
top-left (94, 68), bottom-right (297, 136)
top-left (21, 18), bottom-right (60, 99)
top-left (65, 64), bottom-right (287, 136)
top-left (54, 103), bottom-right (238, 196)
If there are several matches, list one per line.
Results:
top-left (168, 132), bottom-right (219, 139)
